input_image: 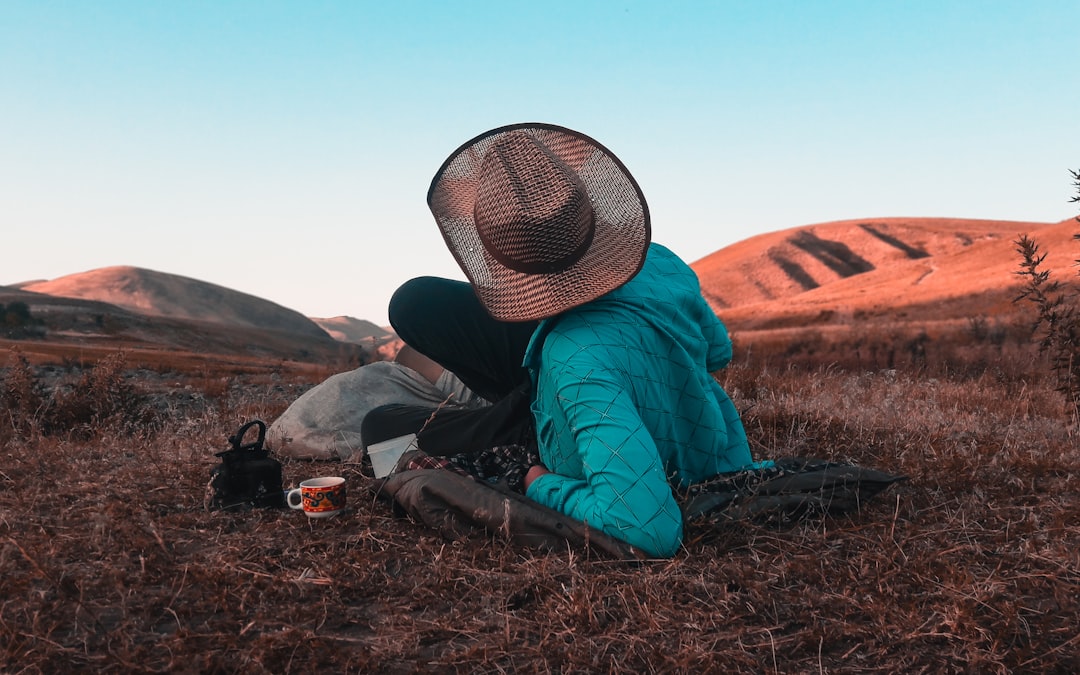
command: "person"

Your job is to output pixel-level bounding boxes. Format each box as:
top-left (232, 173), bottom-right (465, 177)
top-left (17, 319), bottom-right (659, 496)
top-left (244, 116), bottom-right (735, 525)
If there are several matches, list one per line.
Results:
top-left (361, 123), bottom-right (765, 558)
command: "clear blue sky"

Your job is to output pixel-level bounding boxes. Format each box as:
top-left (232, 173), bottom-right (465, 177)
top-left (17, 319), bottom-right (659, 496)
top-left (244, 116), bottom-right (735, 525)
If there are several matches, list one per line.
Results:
top-left (3, 1), bottom-right (1078, 326)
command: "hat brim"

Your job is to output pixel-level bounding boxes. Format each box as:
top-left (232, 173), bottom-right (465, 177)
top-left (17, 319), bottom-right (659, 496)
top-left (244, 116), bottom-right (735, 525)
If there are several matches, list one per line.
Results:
top-left (428, 123), bottom-right (651, 322)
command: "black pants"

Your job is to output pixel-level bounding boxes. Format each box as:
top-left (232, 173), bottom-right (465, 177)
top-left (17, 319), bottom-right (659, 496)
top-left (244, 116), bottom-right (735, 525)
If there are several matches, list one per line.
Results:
top-left (361, 277), bottom-right (539, 456)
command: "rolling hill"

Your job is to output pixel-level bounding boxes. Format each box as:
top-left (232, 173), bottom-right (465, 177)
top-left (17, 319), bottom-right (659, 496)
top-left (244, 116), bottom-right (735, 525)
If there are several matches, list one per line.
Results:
top-left (692, 217), bottom-right (1078, 332)
top-left (309, 316), bottom-right (394, 345)
top-left (19, 266), bottom-right (328, 339)
top-left (3, 269), bottom-right (368, 364)
top-left (6, 216), bottom-right (1076, 364)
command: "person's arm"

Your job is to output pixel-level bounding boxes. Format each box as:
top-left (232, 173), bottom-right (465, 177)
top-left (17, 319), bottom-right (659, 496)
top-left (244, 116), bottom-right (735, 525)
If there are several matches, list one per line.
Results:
top-left (394, 344), bottom-right (445, 385)
top-left (525, 377), bottom-right (684, 558)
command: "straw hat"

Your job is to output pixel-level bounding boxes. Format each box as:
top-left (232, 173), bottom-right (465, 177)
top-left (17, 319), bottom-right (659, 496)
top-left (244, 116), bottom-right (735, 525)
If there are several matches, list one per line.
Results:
top-left (427, 123), bottom-right (651, 322)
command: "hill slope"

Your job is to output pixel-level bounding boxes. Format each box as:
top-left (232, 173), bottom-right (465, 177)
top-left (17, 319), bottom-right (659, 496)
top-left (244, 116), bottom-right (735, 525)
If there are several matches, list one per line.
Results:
top-left (9, 217), bottom-right (1076, 359)
top-left (310, 316), bottom-right (394, 345)
top-left (21, 266), bottom-right (329, 339)
top-left (4, 274), bottom-right (366, 365)
top-left (692, 217), bottom-right (1077, 330)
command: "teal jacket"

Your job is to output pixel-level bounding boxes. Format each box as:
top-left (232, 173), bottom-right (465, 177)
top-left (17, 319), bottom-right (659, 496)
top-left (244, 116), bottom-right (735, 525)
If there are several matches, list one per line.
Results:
top-left (523, 243), bottom-right (757, 558)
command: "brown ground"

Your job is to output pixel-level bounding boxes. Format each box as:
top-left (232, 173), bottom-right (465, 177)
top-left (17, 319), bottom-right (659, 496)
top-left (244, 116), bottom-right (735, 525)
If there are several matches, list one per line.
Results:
top-left (2, 335), bottom-right (1077, 673)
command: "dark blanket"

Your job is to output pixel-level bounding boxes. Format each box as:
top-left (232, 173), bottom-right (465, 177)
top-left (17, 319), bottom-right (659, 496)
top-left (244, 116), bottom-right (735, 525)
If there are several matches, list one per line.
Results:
top-left (374, 452), bottom-right (907, 559)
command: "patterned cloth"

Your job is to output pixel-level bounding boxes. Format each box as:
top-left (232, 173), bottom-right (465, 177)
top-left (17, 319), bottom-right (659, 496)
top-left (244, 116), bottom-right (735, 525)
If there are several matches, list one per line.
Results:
top-left (400, 443), bottom-right (541, 494)
top-left (523, 243), bottom-right (766, 558)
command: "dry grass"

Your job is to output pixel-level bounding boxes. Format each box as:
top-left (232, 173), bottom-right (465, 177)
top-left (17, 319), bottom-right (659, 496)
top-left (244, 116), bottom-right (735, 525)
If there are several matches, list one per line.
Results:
top-left (1, 341), bottom-right (1078, 674)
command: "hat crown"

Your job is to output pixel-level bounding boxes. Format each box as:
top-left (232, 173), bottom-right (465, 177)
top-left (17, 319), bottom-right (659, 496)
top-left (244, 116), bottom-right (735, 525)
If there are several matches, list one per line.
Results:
top-left (473, 132), bottom-right (595, 274)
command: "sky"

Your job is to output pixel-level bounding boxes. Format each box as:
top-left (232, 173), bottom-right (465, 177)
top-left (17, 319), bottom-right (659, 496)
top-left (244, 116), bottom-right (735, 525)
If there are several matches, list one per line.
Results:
top-left (3, 1), bottom-right (1078, 327)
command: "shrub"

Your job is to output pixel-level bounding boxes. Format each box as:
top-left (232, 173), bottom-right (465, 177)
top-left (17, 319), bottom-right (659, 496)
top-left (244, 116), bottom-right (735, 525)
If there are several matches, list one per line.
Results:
top-left (1, 350), bottom-right (159, 440)
top-left (0, 301), bottom-right (45, 338)
top-left (0, 350), bottom-right (47, 440)
top-left (1013, 168), bottom-right (1080, 419)
top-left (50, 351), bottom-right (158, 438)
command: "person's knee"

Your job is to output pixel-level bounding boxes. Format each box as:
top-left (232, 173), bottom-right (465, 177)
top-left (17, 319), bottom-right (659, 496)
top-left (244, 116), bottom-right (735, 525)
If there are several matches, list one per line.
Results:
top-left (388, 277), bottom-right (446, 335)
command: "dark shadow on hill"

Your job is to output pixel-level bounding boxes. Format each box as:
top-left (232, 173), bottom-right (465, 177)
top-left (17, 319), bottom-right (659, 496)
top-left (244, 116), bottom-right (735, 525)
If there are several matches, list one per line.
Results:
top-left (859, 223), bottom-right (931, 259)
top-left (790, 231), bottom-right (875, 277)
top-left (769, 253), bottom-right (819, 291)
top-left (702, 291), bottom-right (730, 309)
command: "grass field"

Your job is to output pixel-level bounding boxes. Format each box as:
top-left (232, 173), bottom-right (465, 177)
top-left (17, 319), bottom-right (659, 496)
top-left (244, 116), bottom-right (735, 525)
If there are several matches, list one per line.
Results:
top-left (1, 338), bottom-right (1077, 673)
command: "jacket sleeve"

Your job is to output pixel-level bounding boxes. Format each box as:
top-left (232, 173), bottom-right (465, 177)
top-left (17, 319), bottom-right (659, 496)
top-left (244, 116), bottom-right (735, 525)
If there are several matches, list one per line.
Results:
top-left (525, 369), bottom-right (684, 558)
top-left (700, 303), bottom-right (733, 373)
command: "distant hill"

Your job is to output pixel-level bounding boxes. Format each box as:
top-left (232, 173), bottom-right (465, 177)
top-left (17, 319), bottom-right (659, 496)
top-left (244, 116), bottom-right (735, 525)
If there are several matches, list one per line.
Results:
top-left (21, 266), bottom-right (329, 339)
top-left (691, 217), bottom-right (1078, 332)
top-left (310, 316), bottom-right (395, 345)
top-left (5, 269), bottom-right (366, 364)
top-left (8, 216), bottom-right (1077, 363)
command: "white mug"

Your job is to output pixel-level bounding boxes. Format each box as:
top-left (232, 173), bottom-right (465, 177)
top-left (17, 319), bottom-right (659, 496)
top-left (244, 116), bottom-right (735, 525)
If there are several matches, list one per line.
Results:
top-left (286, 476), bottom-right (347, 518)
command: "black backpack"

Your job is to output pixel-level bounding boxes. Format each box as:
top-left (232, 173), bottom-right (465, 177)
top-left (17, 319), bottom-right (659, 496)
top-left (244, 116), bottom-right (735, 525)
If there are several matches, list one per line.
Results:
top-left (207, 420), bottom-right (285, 511)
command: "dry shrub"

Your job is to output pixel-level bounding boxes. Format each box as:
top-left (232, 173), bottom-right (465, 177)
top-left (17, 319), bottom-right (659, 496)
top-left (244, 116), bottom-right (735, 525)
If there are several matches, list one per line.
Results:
top-left (49, 351), bottom-right (156, 437)
top-left (1, 350), bottom-right (159, 441)
top-left (0, 350), bottom-right (46, 442)
top-left (1011, 169), bottom-right (1080, 420)
top-left (1, 354), bottom-right (1077, 673)
top-left (1015, 232), bottom-right (1080, 421)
